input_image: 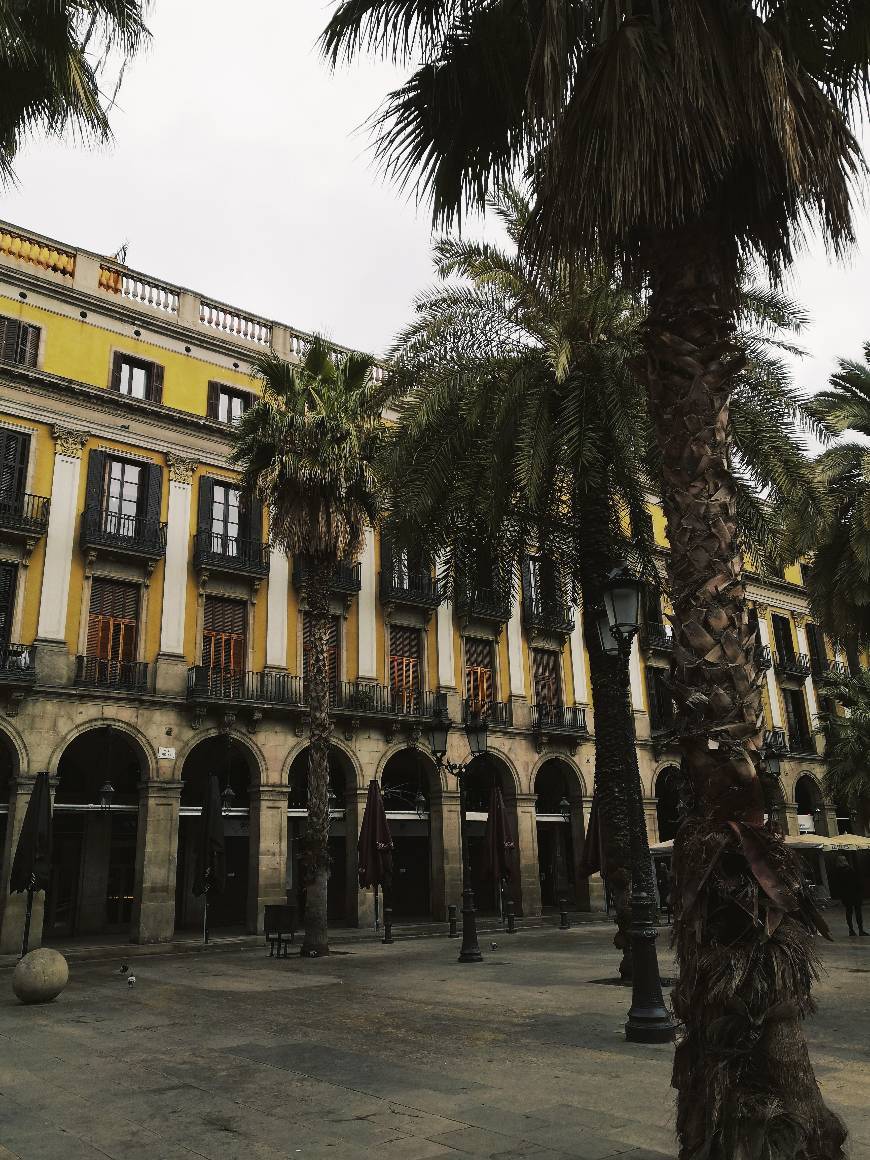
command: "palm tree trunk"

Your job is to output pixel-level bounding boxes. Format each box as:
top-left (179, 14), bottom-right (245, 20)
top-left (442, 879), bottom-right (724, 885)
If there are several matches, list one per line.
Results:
top-left (301, 558), bottom-right (335, 958)
top-left (643, 229), bottom-right (847, 1158)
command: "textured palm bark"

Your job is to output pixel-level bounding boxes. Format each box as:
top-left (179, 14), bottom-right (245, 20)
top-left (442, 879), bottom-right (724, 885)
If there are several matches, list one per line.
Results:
top-left (301, 559), bottom-right (335, 958)
top-left (643, 229), bottom-right (847, 1158)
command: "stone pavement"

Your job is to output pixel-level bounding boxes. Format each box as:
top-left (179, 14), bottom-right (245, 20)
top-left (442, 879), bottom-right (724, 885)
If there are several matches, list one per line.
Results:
top-left (0, 923), bottom-right (867, 1160)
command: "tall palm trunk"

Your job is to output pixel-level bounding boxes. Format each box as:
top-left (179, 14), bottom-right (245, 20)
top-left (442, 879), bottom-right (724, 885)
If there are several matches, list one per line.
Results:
top-left (643, 231), bottom-right (846, 1158)
top-left (301, 558), bottom-right (335, 958)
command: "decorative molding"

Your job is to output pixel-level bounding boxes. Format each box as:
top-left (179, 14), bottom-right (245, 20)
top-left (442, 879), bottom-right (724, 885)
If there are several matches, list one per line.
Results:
top-left (166, 453), bottom-right (198, 484)
top-left (793, 613), bottom-right (808, 630)
top-left (52, 424), bottom-right (88, 457)
top-left (753, 602), bottom-right (769, 617)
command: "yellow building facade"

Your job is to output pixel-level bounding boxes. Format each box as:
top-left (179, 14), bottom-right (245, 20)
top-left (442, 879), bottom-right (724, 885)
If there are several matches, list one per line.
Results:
top-left (0, 223), bottom-right (848, 950)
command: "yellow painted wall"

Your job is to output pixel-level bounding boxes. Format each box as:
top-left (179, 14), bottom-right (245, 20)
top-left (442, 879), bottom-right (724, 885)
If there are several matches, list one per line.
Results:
top-left (6, 417), bottom-right (55, 645)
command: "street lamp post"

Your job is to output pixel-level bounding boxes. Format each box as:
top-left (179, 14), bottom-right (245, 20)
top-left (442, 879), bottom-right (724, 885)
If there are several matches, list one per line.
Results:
top-left (596, 564), bottom-right (675, 1044)
top-left (427, 712), bottom-right (488, 963)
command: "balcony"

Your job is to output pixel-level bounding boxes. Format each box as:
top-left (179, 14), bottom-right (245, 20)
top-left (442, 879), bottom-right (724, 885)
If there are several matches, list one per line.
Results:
top-left (0, 644), bottom-right (36, 687)
top-left (379, 569), bottom-right (441, 610)
top-left (187, 666), bottom-right (303, 707)
top-left (462, 697), bottom-right (513, 729)
top-left (522, 593), bottom-right (575, 637)
top-left (754, 643), bottom-right (772, 671)
top-left (293, 557), bottom-right (361, 597)
top-left (193, 529), bottom-right (269, 578)
top-left (332, 681), bottom-right (448, 722)
top-left (764, 727), bottom-right (788, 753)
top-left (774, 652), bottom-right (812, 682)
top-left (74, 655), bottom-right (150, 692)
top-left (0, 493), bottom-right (50, 538)
top-left (80, 506), bottom-right (166, 561)
top-left (532, 703), bottom-right (588, 736)
top-left (455, 579), bottom-right (511, 625)
top-left (642, 623), bottom-right (673, 653)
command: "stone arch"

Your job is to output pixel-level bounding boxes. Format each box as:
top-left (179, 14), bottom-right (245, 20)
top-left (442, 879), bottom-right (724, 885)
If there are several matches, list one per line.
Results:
top-left (0, 719), bottom-right (27, 791)
top-left (378, 746), bottom-right (444, 920)
top-left (49, 717), bottom-right (157, 783)
top-left (281, 736), bottom-right (364, 792)
top-left (286, 743), bottom-right (358, 809)
top-left (378, 746), bottom-right (442, 809)
top-left (530, 752), bottom-right (588, 800)
top-left (533, 757), bottom-right (588, 911)
top-left (175, 728), bottom-right (266, 791)
top-left (654, 765), bottom-right (683, 843)
top-left (179, 731), bottom-right (264, 810)
top-left (375, 741), bottom-right (448, 794)
top-left (795, 771), bottom-right (829, 835)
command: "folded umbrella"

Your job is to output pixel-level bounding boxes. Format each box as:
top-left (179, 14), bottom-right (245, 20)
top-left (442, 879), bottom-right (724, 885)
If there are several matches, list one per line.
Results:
top-left (484, 781), bottom-right (516, 920)
top-left (578, 790), bottom-right (604, 878)
top-left (357, 780), bottom-right (393, 930)
top-left (10, 771), bottom-right (53, 957)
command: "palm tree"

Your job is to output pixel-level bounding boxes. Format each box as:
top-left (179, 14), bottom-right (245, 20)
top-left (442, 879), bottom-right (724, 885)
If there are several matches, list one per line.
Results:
top-left (232, 339), bottom-right (383, 957)
top-left (814, 669), bottom-right (870, 833)
top-left (322, 7), bottom-right (862, 1152)
top-left (0, 1), bottom-right (149, 182)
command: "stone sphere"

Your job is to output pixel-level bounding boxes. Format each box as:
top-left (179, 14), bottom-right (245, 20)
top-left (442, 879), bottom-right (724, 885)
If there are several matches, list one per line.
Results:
top-left (12, 947), bottom-right (69, 1005)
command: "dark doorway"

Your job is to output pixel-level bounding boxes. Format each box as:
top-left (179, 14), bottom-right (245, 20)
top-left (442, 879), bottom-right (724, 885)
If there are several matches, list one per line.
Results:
top-left (287, 746), bottom-right (354, 925)
top-left (534, 760), bottom-right (578, 909)
top-left (381, 748), bottom-right (434, 919)
top-left (655, 767), bottom-right (682, 842)
top-left (464, 756), bottom-right (519, 915)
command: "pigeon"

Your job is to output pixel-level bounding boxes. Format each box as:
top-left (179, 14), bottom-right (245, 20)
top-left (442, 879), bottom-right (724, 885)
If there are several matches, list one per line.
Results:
top-left (127, 975), bottom-right (136, 987)
top-left (490, 941), bottom-right (498, 951)
top-left (119, 963), bottom-right (128, 974)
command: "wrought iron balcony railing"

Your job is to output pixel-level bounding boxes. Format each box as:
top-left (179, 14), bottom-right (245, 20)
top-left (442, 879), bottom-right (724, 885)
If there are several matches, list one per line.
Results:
top-left (462, 697), bottom-right (513, 728)
top-left (522, 593), bottom-right (575, 637)
top-left (643, 623), bottom-right (674, 652)
top-left (187, 666), bottom-right (304, 706)
top-left (80, 506), bottom-right (166, 559)
top-left (0, 643), bottom-right (36, 684)
top-left (774, 652), bottom-right (812, 680)
top-left (379, 569), bottom-right (441, 608)
top-left (531, 703), bottom-right (588, 734)
top-left (75, 655), bottom-right (150, 692)
top-left (455, 583), bottom-right (511, 624)
top-left (754, 643), bottom-right (772, 671)
top-left (293, 557), bottom-right (361, 596)
top-left (764, 727), bottom-right (788, 753)
top-left (332, 680), bottom-right (448, 720)
top-left (0, 493), bottom-right (50, 537)
top-left (193, 529), bottom-right (270, 577)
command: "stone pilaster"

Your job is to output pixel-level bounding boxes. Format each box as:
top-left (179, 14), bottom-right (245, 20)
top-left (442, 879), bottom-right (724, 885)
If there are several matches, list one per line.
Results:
top-left (0, 776), bottom-right (39, 953)
top-left (439, 789), bottom-right (463, 914)
top-left (358, 526), bottom-right (378, 681)
top-left (265, 547), bottom-right (289, 670)
top-left (156, 455), bottom-right (197, 696)
top-left (514, 793), bottom-right (542, 918)
top-left (131, 779), bottom-right (182, 943)
top-left (794, 619), bottom-right (823, 753)
top-left (36, 427), bottom-right (88, 652)
top-left (347, 788), bottom-right (370, 927)
top-left (247, 785), bottom-right (291, 934)
top-left (756, 614), bottom-right (784, 729)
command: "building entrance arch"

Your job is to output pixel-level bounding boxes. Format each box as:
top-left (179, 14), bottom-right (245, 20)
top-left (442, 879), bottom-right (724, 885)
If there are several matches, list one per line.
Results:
top-left (379, 747), bottom-right (442, 919)
top-left (287, 745), bottom-right (356, 924)
top-left (463, 753), bottom-right (519, 915)
top-left (654, 766), bottom-right (682, 843)
top-left (534, 759), bottom-right (586, 910)
top-left (796, 774), bottom-right (829, 835)
top-left (176, 735), bottom-right (257, 933)
top-left (46, 725), bottom-right (145, 939)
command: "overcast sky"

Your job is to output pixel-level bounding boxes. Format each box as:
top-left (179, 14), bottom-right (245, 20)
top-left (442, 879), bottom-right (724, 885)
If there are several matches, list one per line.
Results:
top-left (2, 1), bottom-right (868, 389)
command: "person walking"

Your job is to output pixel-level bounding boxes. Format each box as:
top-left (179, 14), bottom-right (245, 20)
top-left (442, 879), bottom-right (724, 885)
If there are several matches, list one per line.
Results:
top-left (830, 854), bottom-right (867, 937)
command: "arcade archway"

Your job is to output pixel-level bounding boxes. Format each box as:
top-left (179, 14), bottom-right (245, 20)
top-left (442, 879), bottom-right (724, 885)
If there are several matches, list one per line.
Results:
top-left (380, 747), bottom-right (442, 919)
top-left (45, 726), bottom-right (144, 939)
top-left (463, 753), bottom-right (519, 915)
top-left (176, 735), bottom-right (256, 932)
top-left (287, 746), bottom-right (356, 923)
top-left (796, 774), bottom-right (829, 835)
top-left (534, 759), bottom-right (586, 910)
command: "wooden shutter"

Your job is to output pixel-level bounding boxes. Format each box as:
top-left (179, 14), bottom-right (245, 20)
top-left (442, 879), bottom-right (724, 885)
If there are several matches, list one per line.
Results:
top-left (87, 578), bottom-right (139, 661)
top-left (532, 648), bottom-right (561, 706)
top-left (389, 625), bottom-right (420, 704)
top-left (144, 463), bottom-right (163, 528)
top-left (0, 562), bottom-right (17, 649)
top-left (84, 449), bottom-right (107, 514)
top-left (206, 381), bottom-right (221, 419)
top-left (806, 622), bottom-right (827, 671)
top-left (202, 596), bottom-right (246, 673)
top-left (303, 614), bottom-right (340, 695)
top-left (0, 318), bottom-right (17, 364)
top-left (0, 317), bottom-right (37, 366)
top-left (244, 493), bottom-right (264, 545)
top-left (772, 614), bottom-right (794, 661)
top-left (465, 637), bottom-right (493, 706)
top-left (0, 428), bottom-right (29, 505)
top-left (197, 476), bottom-right (215, 541)
top-left (149, 362), bottom-right (164, 404)
top-left (110, 352), bottom-right (123, 392)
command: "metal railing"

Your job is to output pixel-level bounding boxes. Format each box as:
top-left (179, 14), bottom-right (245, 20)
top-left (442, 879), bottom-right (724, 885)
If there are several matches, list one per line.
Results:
top-left (332, 681), bottom-right (448, 720)
top-left (522, 593), bottom-right (575, 636)
top-left (774, 651), bottom-right (812, 680)
top-left (462, 697), bottom-right (513, 728)
top-left (643, 623), bottom-right (674, 652)
top-left (0, 643), bottom-right (36, 682)
top-left (74, 655), bottom-right (150, 692)
top-left (754, 643), bottom-right (772, 670)
top-left (0, 493), bottom-right (50, 535)
top-left (531, 703), bottom-right (588, 733)
top-left (80, 506), bottom-right (166, 557)
top-left (764, 727), bottom-right (788, 753)
top-left (193, 529), bottom-right (270, 576)
top-left (293, 557), bottom-right (362, 595)
top-left (187, 666), bottom-right (303, 706)
top-left (379, 569), bottom-right (441, 608)
top-left (99, 265), bottom-right (179, 314)
top-left (455, 583), bottom-right (511, 623)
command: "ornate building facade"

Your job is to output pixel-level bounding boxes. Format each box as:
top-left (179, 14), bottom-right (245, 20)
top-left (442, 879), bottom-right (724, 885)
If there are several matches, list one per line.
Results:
top-left (0, 222), bottom-right (850, 950)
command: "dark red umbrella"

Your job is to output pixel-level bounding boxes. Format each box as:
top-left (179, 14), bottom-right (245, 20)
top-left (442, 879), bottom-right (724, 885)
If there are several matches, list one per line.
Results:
top-left (357, 780), bottom-right (393, 929)
top-left (484, 781), bottom-right (516, 881)
top-left (10, 771), bottom-right (52, 957)
top-left (578, 791), bottom-right (605, 878)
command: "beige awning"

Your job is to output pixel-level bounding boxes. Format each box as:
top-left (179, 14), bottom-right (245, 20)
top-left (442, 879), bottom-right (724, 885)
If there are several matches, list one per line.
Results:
top-left (650, 833), bottom-right (870, 855)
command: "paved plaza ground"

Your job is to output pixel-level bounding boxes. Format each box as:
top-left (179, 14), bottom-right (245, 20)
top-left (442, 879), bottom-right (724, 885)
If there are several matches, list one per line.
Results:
top-left (0, 921), bottom-right (867, 1160)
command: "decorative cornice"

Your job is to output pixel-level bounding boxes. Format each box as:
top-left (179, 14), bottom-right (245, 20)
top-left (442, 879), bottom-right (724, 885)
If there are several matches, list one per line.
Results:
top-left (166, 453), bottom-right (198, 484)
top-left (753, 602), bottom-right (769, 617)
top-left (793, 613), bottom-right (808, 630)
top-left (52, 424), bottom-right (88, 458)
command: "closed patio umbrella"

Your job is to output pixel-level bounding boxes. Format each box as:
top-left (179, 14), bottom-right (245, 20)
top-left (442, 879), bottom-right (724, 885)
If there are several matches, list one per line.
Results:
top-left (192, 772), bottom-right (225, 944)
top-left (10, 771), bottom-right (52, 957)
top-left (357, 780), bottom-right (393, 931)
top-left (578, 791), bottom-right (604, 878)
top-left (484, 781), bottom-right (515, 919)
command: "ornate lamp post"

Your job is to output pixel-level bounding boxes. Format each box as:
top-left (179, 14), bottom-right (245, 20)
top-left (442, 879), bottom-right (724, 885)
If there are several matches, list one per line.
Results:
top-left (427, 711), bottom-right (488, 963)
top-left (596, 563), bottom-right (675, 1044)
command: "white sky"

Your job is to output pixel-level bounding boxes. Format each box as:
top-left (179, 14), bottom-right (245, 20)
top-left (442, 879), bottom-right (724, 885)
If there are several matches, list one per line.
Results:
top-left (1, 1), bottom-right (868, 384)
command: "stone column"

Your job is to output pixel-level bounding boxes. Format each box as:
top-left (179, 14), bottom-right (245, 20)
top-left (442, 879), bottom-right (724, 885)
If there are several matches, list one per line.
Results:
top-left (358, 527), bottom-right (378, 681)
top-left (756, 611), bottom-right (784, 729)
top-left (35, 427), bottom-right (88, 682)
top-left (0, 776), bottom-right (37, 954)
top-left (514, 793), bottom-right (542, 917)
top-left (76, 813), bottom-right (112, 934)
top-left (265, 547), bottom-right (289, 670)
top-left (783, 803), bottom-right (800, 837)
top-left (427, 792), bottom-right (449, 921)
top-left (794, 617), bottom-right (822, 753)
top-left (156, 456), bottom-right (197, 696)
top-left (436, 588), bottom-right (461, 718)
top-left (643, 798), bottom-right (659, 847)
top-left (132, 780), bottom-right (182, 943)
top-left (507, 575), bottom-right (530, 727)
top-left (439, 789), bottom-right (463, 913)
top-left (247, 785), bottom-right (290, 934)
top-left (570, 610), bottom-right (589, 704)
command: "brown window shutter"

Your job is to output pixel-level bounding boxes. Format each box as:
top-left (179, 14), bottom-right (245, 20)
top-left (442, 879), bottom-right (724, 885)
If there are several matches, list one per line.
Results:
top-left (110, 352), bottom-right (123, 392)
top-left (303, 614), bottom-right (340, 692)
top-left (532, 649), bottom-right (561, 707)
top-left (202, 595), bottom-right (247, 673)
top-left (18, 324), bottom-right (39, 367)
top-left (87, 578), bottom-right (139, 661)
top-left (206, 381), bottom-right (221, 419)
top-left (150, 362), bottom-right (164, 404)
top-left (465, 637), bottom-right (494, 704)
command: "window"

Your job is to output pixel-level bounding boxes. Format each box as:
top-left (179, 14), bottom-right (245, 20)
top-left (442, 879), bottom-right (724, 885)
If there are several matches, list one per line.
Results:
top-left (647, 668), bottom-right (676, 733)
top-left (783, 688), bottom-right (812, 752)
top-left (87, 578), bottom-right (139, 663)
top-left (465, 637), bottom-right (494, 709)
top-left (0, 562), bottom-right (17, 650)
top-left (0, 428), bottom-right (29, 515)
top-left (532, 648), bottom-right (562, 707)
top-left (390, 625), bottom-right (420, 710)
top-left (523, 556), bottom-right (565, 616)
top-left (771, 613), bottom-right (795, 662)
top-left (207, 382), bottom-right (251, 425)
top-left (303, 614), bottom-right (341, 700)
top-left (104, 458), bottom-right (142, 536)
top-left (0, 316), bottom-right (39, 368)
top-left (806, 622), bottom-right (828, 675)
top-left (110, 353), bottom-right (164, 403)
top-left (211, 482), bottom-right (241, 554)
top-left (202, 596), bottom-right (246, 677)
